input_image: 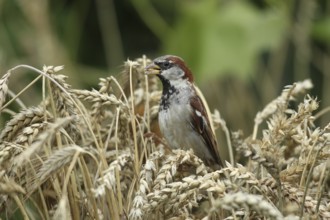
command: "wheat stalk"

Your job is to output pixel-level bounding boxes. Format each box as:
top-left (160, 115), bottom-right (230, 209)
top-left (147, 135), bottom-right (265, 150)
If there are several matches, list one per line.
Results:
top-left (0, 72), bottom-right (11, 110)
top-left (0, 59), bottom-right (329, 220)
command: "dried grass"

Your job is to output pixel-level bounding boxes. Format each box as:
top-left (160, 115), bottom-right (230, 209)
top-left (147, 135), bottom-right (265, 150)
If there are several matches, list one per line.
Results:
top-left (0, 57), bottom-right (329, 219)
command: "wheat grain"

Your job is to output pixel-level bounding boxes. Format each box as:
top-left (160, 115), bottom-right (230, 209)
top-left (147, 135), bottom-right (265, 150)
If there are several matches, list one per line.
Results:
top-left (210, 192), bottom-right (283, 220)
top-left (129, 150), bottom-right (165, 220)
top-left (219, 162), bottom-right (260, 188)
top-left (0, 106), bottom-right (47, 142)
top-left (91, 77), bottom-right (114, 124)
top-left (143, 171), bottom-right (226, 218)
top-left (153, 149), bottom-right (208, 191)
top-left (130, 151), bottom-right (224, 219)
top-left (0, 141), bottom-right (24, 170)
top-left (73, 89), bottom-right (125, 107)
top-left (34, 145), bottom-right (87, 189)
top-left (1, 59), bottom-right (329, 220)
top-left (48, 73), bottom-right (80, 140)
top-left (14, 116), bottom-right (74, 167)
top-left (282, 182), bottom-right (330, 218)
top-left (14, 122), bottom-right (48, 146)
top-left (93, 152), bottom-right (133, 198)
top-left (253, 79), bottom-right (313, 139)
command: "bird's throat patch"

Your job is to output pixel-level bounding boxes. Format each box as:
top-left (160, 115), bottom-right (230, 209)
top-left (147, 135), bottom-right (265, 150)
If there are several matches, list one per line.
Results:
top-left (159, 78), bottom-right (178, 111)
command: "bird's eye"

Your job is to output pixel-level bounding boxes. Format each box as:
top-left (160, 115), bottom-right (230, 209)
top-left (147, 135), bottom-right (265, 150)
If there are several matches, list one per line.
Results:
top-left (162, 61), bottom-right (170, 69)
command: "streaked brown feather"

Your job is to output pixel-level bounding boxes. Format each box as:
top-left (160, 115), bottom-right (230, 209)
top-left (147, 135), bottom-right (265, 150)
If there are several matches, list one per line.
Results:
top-left (189, 94), bottom-right (223, 167)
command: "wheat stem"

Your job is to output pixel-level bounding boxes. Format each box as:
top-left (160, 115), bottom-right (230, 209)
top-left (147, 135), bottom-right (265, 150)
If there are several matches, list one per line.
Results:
top-left (1, 75), bottom-right (42, 111)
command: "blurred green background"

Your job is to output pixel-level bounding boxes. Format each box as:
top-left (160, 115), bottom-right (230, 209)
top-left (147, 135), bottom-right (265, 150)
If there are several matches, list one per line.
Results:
top-left (1, 0), bottom-right (330, 138)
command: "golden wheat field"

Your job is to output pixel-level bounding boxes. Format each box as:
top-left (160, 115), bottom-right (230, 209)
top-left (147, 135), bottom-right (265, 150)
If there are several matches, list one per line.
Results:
top-left (0, 56), bottom-right (329, 220)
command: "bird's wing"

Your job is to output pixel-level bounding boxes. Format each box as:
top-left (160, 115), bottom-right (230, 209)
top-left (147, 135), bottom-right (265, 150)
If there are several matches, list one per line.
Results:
top-left (189, 92), bottom-right (223, 167)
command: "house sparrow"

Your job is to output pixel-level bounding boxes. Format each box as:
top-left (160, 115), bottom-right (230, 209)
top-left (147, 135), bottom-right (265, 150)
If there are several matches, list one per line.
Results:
top-left (145, 55), bottom-right (223, 167)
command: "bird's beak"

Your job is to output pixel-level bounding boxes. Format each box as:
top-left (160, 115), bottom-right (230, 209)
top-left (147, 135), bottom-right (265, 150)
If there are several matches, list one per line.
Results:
top-left (145, 63), bottom-right (161, 75)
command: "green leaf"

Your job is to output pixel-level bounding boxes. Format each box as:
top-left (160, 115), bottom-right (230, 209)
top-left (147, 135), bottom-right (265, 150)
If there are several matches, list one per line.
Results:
top-left (312, 17), bottom-right (330, 44)
top-left (164, 1), bottom-right (288, 80)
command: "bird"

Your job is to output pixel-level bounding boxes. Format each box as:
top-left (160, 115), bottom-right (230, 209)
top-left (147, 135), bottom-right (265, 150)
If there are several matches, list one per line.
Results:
top-left (145, 55), bottom-right (223, 168)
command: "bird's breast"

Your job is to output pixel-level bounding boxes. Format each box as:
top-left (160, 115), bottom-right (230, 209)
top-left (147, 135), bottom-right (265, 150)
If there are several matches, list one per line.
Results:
top-left (158, 103), bottom-right (191, 149)
top-left (158, 86), bottom-right (203, 149)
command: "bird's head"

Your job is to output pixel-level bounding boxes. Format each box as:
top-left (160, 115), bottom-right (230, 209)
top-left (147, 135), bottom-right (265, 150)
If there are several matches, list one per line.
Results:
top-left (145, 55), bottom-right (194, 84)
